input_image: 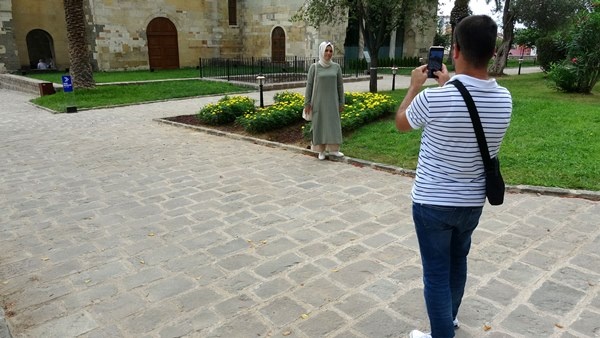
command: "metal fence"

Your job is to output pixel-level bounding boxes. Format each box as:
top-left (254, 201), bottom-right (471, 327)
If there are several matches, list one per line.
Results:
top-left (198, 56), bottom-right (361, 84)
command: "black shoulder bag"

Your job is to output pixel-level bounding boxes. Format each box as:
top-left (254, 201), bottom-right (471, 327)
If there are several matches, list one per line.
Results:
top-left (449, 80), bottom-right (505, 205)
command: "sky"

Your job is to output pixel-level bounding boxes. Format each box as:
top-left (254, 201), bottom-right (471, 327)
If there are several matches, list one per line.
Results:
top-left (439, 0), bottom-right (502, 20)
top-left (438, 0), bottom-right (505, 29)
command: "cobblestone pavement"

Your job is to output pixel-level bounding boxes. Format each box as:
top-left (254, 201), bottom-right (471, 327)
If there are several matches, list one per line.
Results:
top-left (1, 68), bottom-right (599, 338)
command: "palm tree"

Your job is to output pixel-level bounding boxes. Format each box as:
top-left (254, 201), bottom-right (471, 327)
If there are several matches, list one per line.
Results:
top-left (448, 0), bottom-right (471, 65)
top-left (63, 0), bottom-right (95, 89)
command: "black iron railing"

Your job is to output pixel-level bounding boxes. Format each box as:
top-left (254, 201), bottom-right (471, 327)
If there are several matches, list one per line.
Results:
top-left (198, 56), bottom-right (359, 84)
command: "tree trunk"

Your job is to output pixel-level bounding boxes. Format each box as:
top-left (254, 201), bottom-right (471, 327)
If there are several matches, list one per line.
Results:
top-left (369, 54), bottom-right (378, 93)
top-left (63, 0), bottom-right (95, 89)
top-left (488, 0), bottom-right (514, 76)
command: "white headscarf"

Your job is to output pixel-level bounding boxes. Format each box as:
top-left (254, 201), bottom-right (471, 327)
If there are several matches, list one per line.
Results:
top-left (318, 41), bottom-right (333, 68)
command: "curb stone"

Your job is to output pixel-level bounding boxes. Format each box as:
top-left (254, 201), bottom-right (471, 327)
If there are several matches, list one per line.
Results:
top-left (0, 307), bottom-right (12, 338)
top-left (154, 117), bottom-right (600, 202)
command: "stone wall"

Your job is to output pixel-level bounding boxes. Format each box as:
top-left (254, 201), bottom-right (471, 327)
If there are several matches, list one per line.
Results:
top-left (0, 0), bottom-right (19, 73)
top-left (3, 0), bottom-right (435, 72)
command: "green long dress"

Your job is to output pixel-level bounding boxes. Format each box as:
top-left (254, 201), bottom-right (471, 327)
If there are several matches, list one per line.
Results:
top-left (304, 62), bottom-right (344, 146)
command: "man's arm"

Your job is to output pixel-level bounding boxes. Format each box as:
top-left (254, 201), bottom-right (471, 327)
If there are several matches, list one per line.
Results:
top-left (395, 64), bottom-right (450, 132)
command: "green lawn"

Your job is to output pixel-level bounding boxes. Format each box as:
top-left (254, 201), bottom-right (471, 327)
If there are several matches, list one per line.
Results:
top-left (31, 79), bottom-right (252, 111)
top-left (342, 73), bottom-right (600, 191)
top-left (25, 68), bottom-right (202, 84)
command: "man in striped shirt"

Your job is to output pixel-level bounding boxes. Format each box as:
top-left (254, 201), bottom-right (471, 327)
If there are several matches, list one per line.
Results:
top-left (395, 15), bottom-right (512, 338)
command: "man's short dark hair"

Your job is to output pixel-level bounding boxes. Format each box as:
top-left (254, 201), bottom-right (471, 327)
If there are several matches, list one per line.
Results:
top-left (454, 15), bottom-right (497, 68)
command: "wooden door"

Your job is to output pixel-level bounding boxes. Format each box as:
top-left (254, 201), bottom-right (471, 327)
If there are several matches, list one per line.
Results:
top-left (271, 27), bottom-right (285, 63)
top-left (147, 17), bottom-right (179, 70)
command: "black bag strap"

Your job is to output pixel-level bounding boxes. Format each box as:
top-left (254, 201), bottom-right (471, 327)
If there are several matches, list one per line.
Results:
top-left (449, 80), bottom-right (493, 170)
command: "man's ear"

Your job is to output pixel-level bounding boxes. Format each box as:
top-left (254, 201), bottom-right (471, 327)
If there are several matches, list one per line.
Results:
top-left (453, 43), bottom-right (459, 60)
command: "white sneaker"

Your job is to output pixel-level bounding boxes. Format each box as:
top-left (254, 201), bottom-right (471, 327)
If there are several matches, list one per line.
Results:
top-left (409, 330), bottom-right (432, 338)
top-left (453, 318), bottom-right (460, 328)
top-left (328, 151), bottom-right (344, 157)
top-left (318, 152), bottom-right (326, 160)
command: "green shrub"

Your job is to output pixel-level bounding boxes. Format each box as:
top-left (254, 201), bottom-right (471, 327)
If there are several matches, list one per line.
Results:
top-left (236, 98), bottom-right (303, 133)
top-left (196, 95), bottom-right (255, 125)
top-left (536, 36), bottom-right (567, 72)
top-left (548, 4), bottom-right (600, 93)
top-left (547, 60), bottom-right (580, 92)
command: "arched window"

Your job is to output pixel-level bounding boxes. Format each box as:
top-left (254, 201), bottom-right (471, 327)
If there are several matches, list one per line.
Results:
top-left (26, 29), bottom-right (55, 69)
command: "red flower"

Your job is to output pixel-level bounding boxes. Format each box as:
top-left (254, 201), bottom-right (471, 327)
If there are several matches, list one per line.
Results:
top-left (572, 57), bottom-right (578, 63)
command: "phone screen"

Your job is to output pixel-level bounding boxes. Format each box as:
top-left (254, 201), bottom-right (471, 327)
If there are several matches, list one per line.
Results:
top-left (428, 48), bottom-right (444, 78)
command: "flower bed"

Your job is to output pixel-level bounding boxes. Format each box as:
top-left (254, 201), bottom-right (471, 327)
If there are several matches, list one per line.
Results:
top-left (196, 91), bottom-right (398, 137)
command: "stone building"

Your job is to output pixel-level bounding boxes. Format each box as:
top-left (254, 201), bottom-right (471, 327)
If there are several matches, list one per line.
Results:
top-left (0, 0), bottom-right (436, 73)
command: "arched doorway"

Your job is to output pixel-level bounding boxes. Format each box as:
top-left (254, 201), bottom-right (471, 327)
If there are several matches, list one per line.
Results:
top-left (26, 29), bottom-right (55, 69)
top-left (271, 27), bottom-right (285, 63)
top-left (147, 17), bottom-right (179, 70)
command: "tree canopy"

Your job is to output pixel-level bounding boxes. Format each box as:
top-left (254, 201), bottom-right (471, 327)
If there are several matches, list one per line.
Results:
top-left (293, 0), bottom-right (435, 92)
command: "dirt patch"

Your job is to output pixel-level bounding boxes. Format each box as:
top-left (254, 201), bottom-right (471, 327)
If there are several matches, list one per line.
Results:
top-left (164, 114), bottom-right (311, 149)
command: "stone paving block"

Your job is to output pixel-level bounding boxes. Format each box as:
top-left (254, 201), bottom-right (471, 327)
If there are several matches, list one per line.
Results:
top-left (362, 232), bottom-right (397, 249)
top-left (570, 253), bottom-right (600, 274)
top-left (144, 275), bottom-right (197, 302)
top-left (25, 311), bottom-right (98, 338)
top-left (164, 253), bottom-right (213, 273)
top-left (259, 296), bottom-right (307, 327)
top-left (254, 253), bottom-right (302, 278)
top-left (122, 301), bottom-right (180, 335)
top-left (255, 238), bottom-right (298, 257)
top-left (354, 309), bottom-right (411, 338)
top-left (207, 238), bottom-right (250, 257)
top-left (159, 319), bottom-right (194, 338)
top-left (501, 304), bottom-right (559, 337)
top-left (62, 283), bottom-right (119, 311)
top-left (205, 313), bottom-right (269, 338)
top-left (214, 294), bottom-right (256, 319)
top-left (364, 278), bottom-right (398, 300)
top-left (181, 231), bottom-right (228, 250)
top-left (297, 309), bottom-right (345, 337)
top-left (8, 281), bottom-right (71, 313)
top-left (371, 244), bottom-right (416, 266)
top-left (334, 293), bottom-right (378, 319)
top-left (287, 264), bottom-right (323, 285)
top-left (529, 280), bottom-right (585, 316)
top-left (551, 266), bottom-right (599, 292)
top-left (458, 296), bottom-right (501, 329)
top-left (88, 292), bottom-right (145, 321)
top-left (390, 288), bottom-right (427, 322)
top-left (330, 260), bottom-right (385, 288)
top-left (476, 278), bottom-right (519, 306)
top-left (293, 278), bottom-right (345, 308)
top-left (497, 261), bottom-right (543, 287)
top-left (85, 324), bottom-right (125, 338)
top-left (218, 253), bottom-right (260, 271)
top-left (570, 310), bottom-right (600, 337)
top-left (334, 244), bottom-right (368, 262)
top-left (220, 272), bottom-right (260, 293)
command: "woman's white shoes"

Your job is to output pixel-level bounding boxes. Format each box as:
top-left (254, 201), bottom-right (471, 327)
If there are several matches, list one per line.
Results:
top-left (317, 151), bottom-right (344, 160)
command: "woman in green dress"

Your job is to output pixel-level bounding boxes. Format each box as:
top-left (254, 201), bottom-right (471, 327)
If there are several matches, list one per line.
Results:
top-left (304, 41), bottom-right (345, 160)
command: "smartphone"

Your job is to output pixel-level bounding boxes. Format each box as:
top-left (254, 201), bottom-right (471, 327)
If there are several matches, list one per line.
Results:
top-left (427, 46), bottom-right (445, 78)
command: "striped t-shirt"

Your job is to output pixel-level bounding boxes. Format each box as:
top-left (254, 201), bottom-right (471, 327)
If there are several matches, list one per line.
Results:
top-left (405, 74), bottom-right (512, 207)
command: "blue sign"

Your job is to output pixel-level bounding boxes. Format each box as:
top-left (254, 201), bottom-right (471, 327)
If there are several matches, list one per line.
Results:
top-left (62, 75), bottom-right (73, 93)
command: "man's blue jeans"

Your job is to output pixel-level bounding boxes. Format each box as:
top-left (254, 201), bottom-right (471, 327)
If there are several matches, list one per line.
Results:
top-left (412, 203), bottom-right (483, 338)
